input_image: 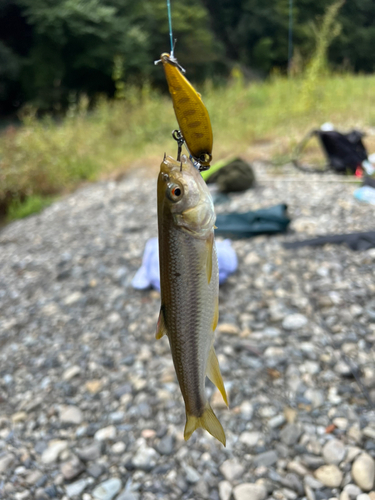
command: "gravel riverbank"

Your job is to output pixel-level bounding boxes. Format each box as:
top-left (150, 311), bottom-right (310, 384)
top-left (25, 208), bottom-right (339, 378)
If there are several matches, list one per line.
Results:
top-left (0, 164), bottom-right (374, 500)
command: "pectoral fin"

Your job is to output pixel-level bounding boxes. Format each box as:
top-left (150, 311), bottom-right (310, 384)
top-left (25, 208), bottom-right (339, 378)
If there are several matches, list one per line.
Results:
top-left (206, 233), bottom-right (214, 284)
top-left (206, 346), bottom-right (229, 407)
top-left (156, 306), bottom-right (167, 340)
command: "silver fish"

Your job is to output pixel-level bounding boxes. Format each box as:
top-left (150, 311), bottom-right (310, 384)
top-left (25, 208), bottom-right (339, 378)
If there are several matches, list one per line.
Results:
top-left (156, 154), bottom-right (228, 445)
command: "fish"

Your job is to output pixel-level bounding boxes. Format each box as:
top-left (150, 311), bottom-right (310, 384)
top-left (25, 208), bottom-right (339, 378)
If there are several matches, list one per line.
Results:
top-left (159, 53), bottom-right (213, 168)
top-left (156, 153), bottom-right (228, 445)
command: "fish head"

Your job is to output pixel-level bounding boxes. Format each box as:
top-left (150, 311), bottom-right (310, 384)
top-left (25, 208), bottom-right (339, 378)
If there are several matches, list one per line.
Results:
top-left (158, 154), bottom-right (215, 239)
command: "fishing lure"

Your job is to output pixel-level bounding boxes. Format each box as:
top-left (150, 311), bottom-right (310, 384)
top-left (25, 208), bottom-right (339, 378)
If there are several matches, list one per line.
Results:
top-left (158, 53), bottom-right (213, 169)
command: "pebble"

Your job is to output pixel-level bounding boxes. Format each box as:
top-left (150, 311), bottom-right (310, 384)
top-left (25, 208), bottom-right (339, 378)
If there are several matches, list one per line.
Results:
top-left (220, 459), bottom-right (245, 482)
top-left (132, 445), bottom-right (159, 471)
top-left (0, 453), bottom-right (15, 473)
top-left (323, 439), bottom-right (346, 465)
top-left (352, 453), bottom-right (375, 491)
top-left (92, 478), bottom-right (122, 500)
top-left (343, 483), bottom-right (362, 498)
top-left (76, 441), bottom-right (102, 461)
top-left (184, 465), bottom-right (201, 483)
top-left (116, 492), bottom-right (140, 500)
top-left (94, 426), bottom-right (116, 441)
top-left (61, 455), bottom-right (85, 480)
top-left (253, 450), bottom-right (278, 467)
top-left (280, 425), bottom-right (302, 446)
top-left (282, 314), bottom-right (308, 330)
top-left (65, 478), bottom-right (91, 497)
top-left (233, 483), bottom-right (267, 500)
top-left (63, 365), bottom-right (81, 381)
top-left (239, 431), bottom-right (262, 447)
top-left (59, 405), bottom-right (83, 425)
top-left (219, 480), bottom-right (233, 500)
top-left (155, 434), bottom-right (174, 456)
top-left (111, 442), bottom-right (126, 454)
top-left (315, 465), bottom-right (343, 488)
top-left (41, 440), bottom-right (69, 464)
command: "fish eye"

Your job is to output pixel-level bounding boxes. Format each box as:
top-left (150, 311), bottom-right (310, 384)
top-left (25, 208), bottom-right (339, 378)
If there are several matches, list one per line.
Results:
top-left (167, 183), bottom-right (184, 202)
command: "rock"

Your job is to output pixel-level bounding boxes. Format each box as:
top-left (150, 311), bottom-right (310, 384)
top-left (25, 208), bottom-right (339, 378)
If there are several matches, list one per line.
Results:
top-left (116, 492), bottom-right (140, 500)
top-left (76, 441), bottom-right (102, 461)
top-left (25, 470), bottom-right (44, 485)
top-left (322, 439), bottom-right (346, 465)
top-left (315, 465), bottom-right (343, 488)
top-left (111, 442), bottom-right (126, 454)
top-left (269, 414), bottom-right (286, 428)
top-left (92, 478), bottom-right (122, 500)
top-left (239, 431), bottom-right (262, 447)
top-left (304, 389), bottom-right (325, 408)
top-left (233, 483), bottom-right (267, 500)
top-left (282, 314), bottom-right (308, 330)
top-left (0, 453), bottom-right (15, 473)
top-left (217, 323), bottom-right (239, 335)
top-left (305, 485), bottom-right (315, 500)
top-left (357, 495), bottom-right (371, 500)
top-left (339, 492), bottom-right (350, 500)
top-left (41, 440), bottom-right (69, 464)
top-left (15, 492), bottom-right (31, 500)
top-left (59, 405), bottom-right (83, 425)
top-left (63, 365), bottom-right (81, 381)
top-left (184, 465), bottom-right (200, 483)
top-left (352, 453), bottom-right (375, 491)
top-left (12, 412), bottom-right (27, 423)
top-left (219, 481), bottom-right (232, 500)
top-left (156, 434), bottom-right (174, 456)
top-left (343, 483), bottom-right (362, 498)
top-left (65, 478), bottom-right (90, 498)
top-left (253, 450), bottom-right (278, 467)
top-left (61, 455), bottom-right (85, 480)
top-left (304, 475), bottom-right (324, 490)
top-left (64, 291), bottom-right (83, 305)
top-left (220, 458), bottom-right (245, 482)
top-left (239, 401), bottom-right (254, 420)
top-left (132, 445), bottom-right (159, 471)
top-left (87, 463), bottom-right (104, 478)
top-left (94, 425), bottom-right (116, 441)
top-left (348, 424), bottom-right (362, 444)
top-left (85, 380), bottom-right (103, 394)
top-left (280, 424), bottom-right (302, 446)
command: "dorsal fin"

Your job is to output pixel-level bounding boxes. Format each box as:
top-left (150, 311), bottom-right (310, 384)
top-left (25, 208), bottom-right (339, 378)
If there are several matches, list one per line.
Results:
top-left (156, 306), bottom-right (167, 340)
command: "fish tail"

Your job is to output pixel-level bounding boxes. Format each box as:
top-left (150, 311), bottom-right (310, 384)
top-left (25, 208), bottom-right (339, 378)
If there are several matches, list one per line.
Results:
top-left (184, 404), bottom-right (226, 446)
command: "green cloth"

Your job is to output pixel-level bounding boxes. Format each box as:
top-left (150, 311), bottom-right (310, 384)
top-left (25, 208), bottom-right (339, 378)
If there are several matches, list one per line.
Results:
top-left (215, 204), bottom-right (290, 239)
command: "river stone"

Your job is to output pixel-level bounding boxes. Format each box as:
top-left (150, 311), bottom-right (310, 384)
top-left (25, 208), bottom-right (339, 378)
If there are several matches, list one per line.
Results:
top-left (282, 314), bottom-right (308, 330)
top-left (323, 439), bottom-right (346, 465)
top-left (352, 453), bottom-right (375, 491)
top-left (41, 440), bottom-right (69, 464)
top-left (59, 406), bottom-right (83, 425)
top-left (233, 483), bottom-right (267, 500)
top-left (92, 478), bottom-right (122, 500)
top-left (315, 465), bottom-right (343, 488)
top-left (219, 481), bottom-right (232, 500)
top-left (220, 458), bottom-right (245, 482)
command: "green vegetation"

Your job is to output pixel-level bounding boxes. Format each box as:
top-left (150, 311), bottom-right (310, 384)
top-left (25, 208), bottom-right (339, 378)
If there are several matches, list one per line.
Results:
top-left (1, 0), bottom-right (375, 112)
top-left (6, 194), bottom-right (55, 221)
top-left (1, 71), bottom-right (375, 220)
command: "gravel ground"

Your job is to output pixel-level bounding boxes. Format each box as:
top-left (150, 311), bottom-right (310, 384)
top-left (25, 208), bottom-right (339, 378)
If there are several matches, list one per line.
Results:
top-left (0, 163), bottom-right (375, 500)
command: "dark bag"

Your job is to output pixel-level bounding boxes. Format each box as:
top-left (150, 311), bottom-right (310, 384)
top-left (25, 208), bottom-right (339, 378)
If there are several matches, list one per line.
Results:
top-left (294, 129), bottom-right (368, 174)
top-left (205, 158), bottom-right (255, 192)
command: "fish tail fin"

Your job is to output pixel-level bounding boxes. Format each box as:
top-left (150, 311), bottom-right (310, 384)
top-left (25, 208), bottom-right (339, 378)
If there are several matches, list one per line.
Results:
top-left (184, 404), bottom-right (226, 446)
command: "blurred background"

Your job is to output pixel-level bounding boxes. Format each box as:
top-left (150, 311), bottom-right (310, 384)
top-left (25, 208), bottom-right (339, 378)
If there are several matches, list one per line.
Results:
top-left (1, 0), bottom-right (375, 222)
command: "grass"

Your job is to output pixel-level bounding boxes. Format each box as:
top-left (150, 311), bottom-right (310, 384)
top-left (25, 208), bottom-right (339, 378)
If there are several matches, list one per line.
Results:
top-left (1, 72), bottom-right (375, 221)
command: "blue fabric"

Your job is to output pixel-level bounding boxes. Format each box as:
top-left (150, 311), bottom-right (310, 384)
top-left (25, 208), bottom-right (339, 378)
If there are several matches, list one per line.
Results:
top-left (132, 237), bottom-right (237, 291)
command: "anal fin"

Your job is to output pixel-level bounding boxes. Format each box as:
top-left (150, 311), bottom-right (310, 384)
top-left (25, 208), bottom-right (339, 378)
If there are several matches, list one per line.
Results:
top-left (156, 306), bottom-right (167, 340)
top-left (206, 346), bottom-right (229, 407)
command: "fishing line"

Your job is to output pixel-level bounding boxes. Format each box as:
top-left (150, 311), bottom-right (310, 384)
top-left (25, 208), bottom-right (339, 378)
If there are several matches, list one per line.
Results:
top-left (166, 0), bottom-right (174, 57)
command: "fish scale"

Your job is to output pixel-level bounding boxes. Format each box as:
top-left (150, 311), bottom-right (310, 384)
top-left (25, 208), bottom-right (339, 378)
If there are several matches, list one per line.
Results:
top-left (156, 155), bottom-right (227, 445)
